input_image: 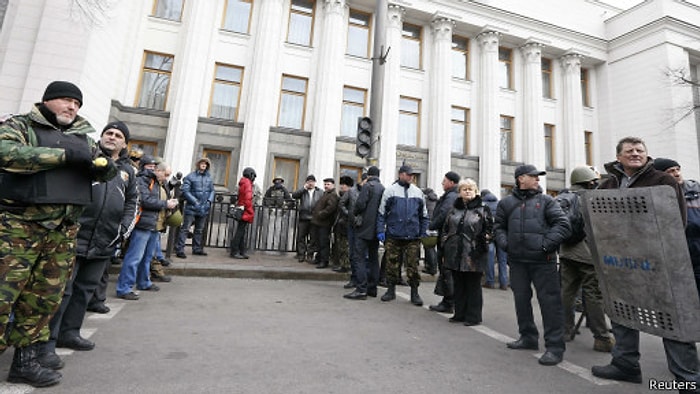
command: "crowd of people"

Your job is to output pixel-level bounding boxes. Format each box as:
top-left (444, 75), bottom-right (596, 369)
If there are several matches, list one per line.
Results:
top-left (0, 81), bottom-right (698, 390)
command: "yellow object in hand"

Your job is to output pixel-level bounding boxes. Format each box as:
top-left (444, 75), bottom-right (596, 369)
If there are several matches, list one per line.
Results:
top-left (93, 157), bottom-right (108, 167)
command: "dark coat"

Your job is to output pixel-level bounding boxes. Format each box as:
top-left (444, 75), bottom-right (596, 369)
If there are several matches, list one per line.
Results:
top-left (353, 176), bottom-right (384, 240)
top-left (683, 180), bottom-right (700, 272)
top-left (76, 149), bottom-right (139, 259)
top-left (429, 186), bottom-right (459, 238)
top-left (292, 186), bottom-right (322, 221)
top-left (423, 188), bottom-right (439, 218)
top-left (181, 168), bottom-right (215, 217)
top-left (494, 186), bottom-right (571, 264)
top-left (442, 196), bottom-right (493, 272)
top-left (311, 189), bottom-right (339, 227)
top-left (135, 170), bottom-right (167, 231)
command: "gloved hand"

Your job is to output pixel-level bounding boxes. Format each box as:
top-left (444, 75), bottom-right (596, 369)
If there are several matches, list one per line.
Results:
top-left (377, 232), bottom-right (385, 243)
top-left (64, 146), bottom-right (93, 169)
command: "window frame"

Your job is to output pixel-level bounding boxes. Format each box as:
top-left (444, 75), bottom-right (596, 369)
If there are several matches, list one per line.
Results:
top-left (272, 157), bottom-right (300, 189)
top-left (451, 35), bottom-right (469, 80)
top-left (398, 96), bottom-right (421, 147)
top-left (286, 0), bottom-right (316, 47)
top-left (209, 63), bottom-right (244, 121)
top-left (339, 165), bottom-right (363, 185)
top-left (221, 0), bottom-right (253, 34)
top-left (585, 131), bottom-right (593, 165)
top-left (499, 115), bottom-right (514, 161)
top-left (346, 9), bottom-right (371, 58)
top-left (135, 50), bottom-right (174, 110)
top-left (542, 57), bottom-right (553, 99)
top-left (498, 47), bottom-right (513, 90)
top-left (203, 148), bottom-right (232, 187)
top-left (340, 85), bottom-right (367, 137)
top-left (581, 68), bottom-right (590, 107)
top-left (451, 106), bottom-right (470, 155)
top-left (151, 0), bottom-right (184, 21)
top-left (277, 74), bottom-right (308, 129)
top-left (128, 140), bottom-right (159, 158)
top-left (544, 123), bottom-right (555, 168)
top-left (400, 22), bottom-right (422, 69)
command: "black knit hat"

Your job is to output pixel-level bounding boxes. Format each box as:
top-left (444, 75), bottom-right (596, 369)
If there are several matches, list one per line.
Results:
top-left (306, 174), bottom-right (316, 182)
top-left (653, 158), bottom-right (680, 172)
top-left (42, 81), bottom-right (83, 107)
top-left (102, 121), bottom-right (130, 143)
top-left (444, 171), bottom-right (460, 184)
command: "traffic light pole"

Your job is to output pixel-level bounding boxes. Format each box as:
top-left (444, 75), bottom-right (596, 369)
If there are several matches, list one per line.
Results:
top-left (368, 0), bottom-right (388, 167)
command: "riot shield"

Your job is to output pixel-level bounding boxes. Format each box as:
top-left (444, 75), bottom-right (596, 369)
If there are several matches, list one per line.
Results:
top-left (581, 185), bottom-right (700, 342)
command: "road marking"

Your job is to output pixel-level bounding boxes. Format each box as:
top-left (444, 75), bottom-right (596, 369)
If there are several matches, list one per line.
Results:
top-left (396, 289), bottom-right (618, 387)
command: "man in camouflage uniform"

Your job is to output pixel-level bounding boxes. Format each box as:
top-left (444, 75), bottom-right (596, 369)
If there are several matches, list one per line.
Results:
top-left (377, 165), bottom-right (429, 306)
top-left (0, 81), bottom-right (116, 387)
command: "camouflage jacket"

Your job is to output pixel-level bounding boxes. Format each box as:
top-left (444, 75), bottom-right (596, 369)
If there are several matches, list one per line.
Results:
top-left (0, 104), bottom-right (112, 227)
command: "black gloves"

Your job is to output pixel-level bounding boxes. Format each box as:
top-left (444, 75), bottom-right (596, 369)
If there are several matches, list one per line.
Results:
top-left (64, 146), bottom-right (93, 168)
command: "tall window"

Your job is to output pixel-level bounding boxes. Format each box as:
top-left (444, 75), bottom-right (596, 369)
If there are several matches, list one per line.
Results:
top-left (451, 106), bottom-right (469, 154)
top-left (500, 115), bottom-right (514, 161)
top-left (398, 96), bottom-right (420, 146)
top-left (452, 35), bottom-right (469, 80)
top-left (128, 140), bottom-right (158, 157)
top-left (340, 165), bottom-right (363, 184)
top-left (347, 9), bottom-right (370, 58)
top-left (498, 47), bottom-right (513, 89)
top-left (401, 23), bottom-right (422, 69)
top-left (152, 0), bottom-right (184, 21)
top-left (210, 64), bottom-right (243, 120)
top-left (544, 124), bottom-right (555, 168)
top-left (542, 58), bottom-right (553, 99)
top-left (340, 86), bottom-right (366, 137)
top-left (272, 157), bottom-right (300, 189)
top-left (203, 149), bottom-right (231, 187)
top-left (278, 75), bottom-right (307, 129)
top-left (222, 0), bottom-right (252, 33)
top-left (585, 131), bottom-right (593, 165)
top-left (287, 0), bottom-right (314, 46)
top-left (581, 68), bottom-right (590, 107)
top-left (136, 51), bottom-right (174, 110)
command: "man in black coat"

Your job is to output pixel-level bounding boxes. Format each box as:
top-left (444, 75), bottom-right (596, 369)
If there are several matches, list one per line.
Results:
top-left (494, 164), bottom-right (570, 367)
top-left (292, 175), bottom-right (321, 263)
top-left (344, 166), bottom-right (384, 300)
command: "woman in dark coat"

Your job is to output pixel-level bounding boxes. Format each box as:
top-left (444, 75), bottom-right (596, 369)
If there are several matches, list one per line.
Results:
top-left (441, 178), bottom-right (493, 326)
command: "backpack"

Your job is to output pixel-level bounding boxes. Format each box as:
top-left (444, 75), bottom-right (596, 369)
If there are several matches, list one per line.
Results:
top-left (555, 191), bottom-right (586, 245)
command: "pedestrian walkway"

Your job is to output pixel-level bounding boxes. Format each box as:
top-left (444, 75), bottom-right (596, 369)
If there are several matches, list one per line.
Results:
top-left (109, 246), bottom-right (438, 282)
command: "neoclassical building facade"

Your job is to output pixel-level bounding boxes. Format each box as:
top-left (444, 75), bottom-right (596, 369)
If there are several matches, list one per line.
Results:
top-left (0, 0), bottom-right (699, 194)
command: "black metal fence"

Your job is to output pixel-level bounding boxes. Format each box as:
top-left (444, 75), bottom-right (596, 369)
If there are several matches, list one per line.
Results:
top-left (203, 193), bottom-right (299, 253)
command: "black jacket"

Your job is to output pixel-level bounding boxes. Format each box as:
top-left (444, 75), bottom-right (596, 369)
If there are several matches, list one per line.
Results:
top-left (292, 186), bottom-right (322, 221)
top-left (134, 169), bottom-right (168, 231)
top-left (429, 186), bottom-right (459, 238)
top-left (353, 177), bottom-right (384, 241)
top-left (442, 196), bottom-right (492, 272)
top-left (494, 186), bottom-right (571, 264)
top-left (76, 149), bottom-right (139, 259)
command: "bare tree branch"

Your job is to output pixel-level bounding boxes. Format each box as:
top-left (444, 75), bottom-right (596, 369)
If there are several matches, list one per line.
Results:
top-left (69, 0), bottom-right (116, 27)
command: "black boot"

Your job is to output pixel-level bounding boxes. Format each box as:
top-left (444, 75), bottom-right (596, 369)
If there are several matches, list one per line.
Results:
top-left (410, 286), bottom-right (423, 306)
top-left (8, 343), bottom-right (62, 387)
top-left (36, 342), bottom-right (64, 370)
top-left (381, 285), bottom-right (396, 302)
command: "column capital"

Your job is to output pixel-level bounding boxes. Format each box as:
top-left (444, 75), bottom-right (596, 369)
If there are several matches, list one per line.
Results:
top-left (431, 17), bottom-right (454, 42)
top-left (476, 31), bottom-right (500, 52)
top-left (323, 0), bottom-right (346, 15)
top-left (559, 53), bottom-right (583, 74)
top-left (520, 42), bottom-right (544, 64)
top-left (387, 4), bottom-right (405, 29)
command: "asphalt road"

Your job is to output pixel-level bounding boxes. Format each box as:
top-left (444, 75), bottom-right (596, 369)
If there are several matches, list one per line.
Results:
top-left (0, 277), bottom-right (678, 393)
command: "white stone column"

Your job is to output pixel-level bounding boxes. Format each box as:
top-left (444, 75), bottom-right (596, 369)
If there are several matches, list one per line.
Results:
top-left (377, 4), bottom-right (403, 186)
top-left (308, 0), bottom-right (347, 179)
top-left (476, 31), bottom-right (502, 194)
top-left (427, 17), bottom-right (454, 192)
top-left (560, 53), bottom-right (585, 185)
top-left (520, 42), bottom-right (547, 191)
top-left (162, 0), bottom-right (218, 173)
top-left (238, 0), bottom-right (286, 183)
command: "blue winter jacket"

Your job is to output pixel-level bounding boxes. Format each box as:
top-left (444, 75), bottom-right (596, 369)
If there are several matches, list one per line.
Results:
top-left (182, 169), bottom-right (215, 217)
top-left (377, 180), bottom-right (429, 240)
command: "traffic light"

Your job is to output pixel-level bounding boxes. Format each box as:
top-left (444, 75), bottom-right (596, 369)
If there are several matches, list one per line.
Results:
top-left (356, 116), bottom-right (372, 159)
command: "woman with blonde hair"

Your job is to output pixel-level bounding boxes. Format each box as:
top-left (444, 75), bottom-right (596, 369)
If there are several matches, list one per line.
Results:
top-left (441, 178), bottom-right (493, 326)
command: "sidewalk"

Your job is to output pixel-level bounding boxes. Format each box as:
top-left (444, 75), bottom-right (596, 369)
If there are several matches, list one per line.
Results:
top-left (109, 246), bottom-right (438, 282)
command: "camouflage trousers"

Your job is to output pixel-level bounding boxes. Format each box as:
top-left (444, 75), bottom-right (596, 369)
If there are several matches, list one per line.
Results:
top-left (0, 215), bottom-right (78, 349)
top-left (384, 238), bottom-right (421, 287)
top-left (332, 232), bottom-right (349, 270)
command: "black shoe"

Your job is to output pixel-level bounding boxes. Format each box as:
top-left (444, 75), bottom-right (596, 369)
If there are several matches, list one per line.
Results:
top-left (193, 251), bottom-right (208, 256)
top-left (8, 344), bottom-right (62, 387)
top-left (37, 350), bottom-right (64, 370)
top-left (87, 303), bottom-right (110, 314)
top-left (118, 291), bottom-right (139, 300)
top-left (297, 256), bottom-right (305, 263)
top-left (421, 268), bottom-right (437, 276)
top-left (316, 262), bottom-right (329, 269)
top-left (367, 288), bottom-right (377, 298)
top-left (332, 267), bottom-right (348, 273)
top-left (151, 273), bottom-right (172, 282)
top-left (138, 284), bottom-right (160, 291)
top-left (429, 303), bottom-right (454, 313)
top-left (464, 321), bottom-right (481, 327)
top-left (240, 254), bottom-right (250, 259)
top-left (591, 364), bottom-right (642, 383)
top-left (343, 281), bottom-right (356, 289)
top-left (343, 290), bottom-right (367, 300)
top-left (158, 258), bottom-right (172, 267)
top-left (410, 287), bottom-right (423, 306)
top-left (232, 254), bottom-right (246, 259)
top-left (448, 317), bottom-right (465, 323)
top-left (538, 351), bottom-right (562, 366)
top-left (56, 336), bottom-right (95, 351)
top-left (176, 252), bottom-right (187, 259)
top-left (506, 338), bottom-right (539, 350)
